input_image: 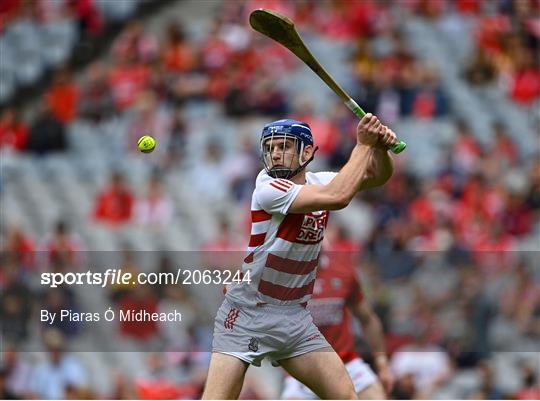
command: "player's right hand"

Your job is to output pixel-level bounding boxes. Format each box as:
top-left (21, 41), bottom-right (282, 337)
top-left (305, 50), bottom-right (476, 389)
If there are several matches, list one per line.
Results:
top-left (356, 113), bottom-right (382, 147)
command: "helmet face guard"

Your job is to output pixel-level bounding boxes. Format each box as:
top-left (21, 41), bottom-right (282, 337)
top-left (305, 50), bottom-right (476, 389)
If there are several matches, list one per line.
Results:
top-left (260, 119), bottom-right (317, 179)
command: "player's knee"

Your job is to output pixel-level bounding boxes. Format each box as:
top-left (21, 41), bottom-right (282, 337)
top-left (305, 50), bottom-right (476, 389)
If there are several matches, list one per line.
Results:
top-left (337, 382), bottom-right (358, 400)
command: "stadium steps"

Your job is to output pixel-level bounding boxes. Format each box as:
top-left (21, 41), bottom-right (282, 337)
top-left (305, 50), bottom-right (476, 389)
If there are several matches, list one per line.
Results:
top-left (2, 16), bottom-right (76, 88)
top-left (15, 164), bottom-right (59, 236)
top-left (39, 20), bottom-right (78, 68)
top-left (53, 171), bottom-right (93, 229)
top-left (404, 17), bottom-right (496, 144)
top-left (143, 0), bottom-right (221, 42)
top-left (492, 352), bottom-right (528, 395)
top-left (165, 170), bottom-right (215, 249)
top-left (435, 13), bottom-right (537, 154)
top-left (94, 0), bottom-right (140, 22)
top-left (405, 15), bottom-right (537, 157)
top-left (436, 368), bottom-right (481, 399)
top-left (392, 118), bottom-right (456, 177)
top-left (1, 186), bottom-right (31, 231)
top-left (0, 38), bottom-right (17, 102)
top-left (278, 35), bottom-right (353, 115)
top-left (75, 351), bottom-right (115, 396)
top-left (333, 201), bottom-right (375, 242)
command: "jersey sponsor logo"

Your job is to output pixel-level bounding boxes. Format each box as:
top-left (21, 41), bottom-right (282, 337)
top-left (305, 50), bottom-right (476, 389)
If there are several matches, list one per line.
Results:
top-left (224, 308), bottom-right (239, 330)
top-left (297, 211), bottom-right (328, 244)
top-left (276, 211), bottom-right (329, 245)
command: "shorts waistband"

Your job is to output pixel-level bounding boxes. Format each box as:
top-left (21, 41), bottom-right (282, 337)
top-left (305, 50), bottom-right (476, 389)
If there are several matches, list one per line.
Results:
top-left (226, 297), bottom-right (308, 313)
top-left (256, 301), bottom-right (307, 309)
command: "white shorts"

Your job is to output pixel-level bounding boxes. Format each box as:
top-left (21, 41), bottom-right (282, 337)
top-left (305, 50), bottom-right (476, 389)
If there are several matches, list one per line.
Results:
top-left (280, 357), bottom-right (378, 399)
top-left (212, 298), bottom-right (330, 367)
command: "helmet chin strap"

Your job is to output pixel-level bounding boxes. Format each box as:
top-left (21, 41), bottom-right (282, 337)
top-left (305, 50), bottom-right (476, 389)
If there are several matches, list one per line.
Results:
top-left (267, 146), bottom-right (319, 179)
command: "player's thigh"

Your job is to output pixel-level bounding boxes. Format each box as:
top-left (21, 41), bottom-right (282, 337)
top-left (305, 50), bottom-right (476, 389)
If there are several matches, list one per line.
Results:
top-left (357, 381), bottom-right (386, 400)
top-left (202, 352), bottom-right (249, 400)
top-left (279, 348), bottom-right (357, 400)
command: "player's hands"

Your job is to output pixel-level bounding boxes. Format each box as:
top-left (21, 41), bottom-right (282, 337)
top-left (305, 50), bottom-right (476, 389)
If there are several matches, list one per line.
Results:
top-left (356, 113), bottom-right (397, 149)
top-left (356, 113), bottom-right (380, 147)
top-left (377, 124), bottom-right (398, 149)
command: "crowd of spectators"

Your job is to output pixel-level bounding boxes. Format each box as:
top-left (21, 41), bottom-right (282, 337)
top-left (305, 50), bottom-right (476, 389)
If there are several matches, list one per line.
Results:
top-left (460, 0), bottom-right (540, 105)
top-left (0, 0), bottom-right (104, 37)
top-left (0, 0), bottom-right (127, 105)
top-left (1, 0), bottom-right (539, 400)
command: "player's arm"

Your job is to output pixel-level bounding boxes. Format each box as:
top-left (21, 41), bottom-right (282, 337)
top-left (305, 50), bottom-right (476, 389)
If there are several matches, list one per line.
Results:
top-left (350, 296), bottom-right (395, 394)
top-left (358, 146), bottom-right (394, 191)
top-left (289, 113), bottom-right (394, 213)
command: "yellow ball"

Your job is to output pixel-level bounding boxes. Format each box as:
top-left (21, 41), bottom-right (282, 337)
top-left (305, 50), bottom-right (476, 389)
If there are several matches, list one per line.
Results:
top-left (138, 135), bottom-right (156, 153)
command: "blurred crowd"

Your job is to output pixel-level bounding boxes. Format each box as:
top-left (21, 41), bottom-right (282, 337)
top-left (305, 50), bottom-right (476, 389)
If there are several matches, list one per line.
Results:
top-left (0, 0), bottom-right (104, 37)
top-left (462, 0), bottom-right (540, 105)
top-left (0, 0), bottom-right (143, 104)
top-left (1, 0), bottom-right (539, 400)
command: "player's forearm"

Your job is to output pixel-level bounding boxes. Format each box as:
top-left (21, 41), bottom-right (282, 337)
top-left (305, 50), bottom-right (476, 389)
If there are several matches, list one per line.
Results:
top-left (325, 144), bottom-right (377, 206)
top-left (359, 148), bottom-right (394, 191)
top-left (362, 315), bottom-right (388, 361)
top-left (290, 144), bottom-right (390, 213)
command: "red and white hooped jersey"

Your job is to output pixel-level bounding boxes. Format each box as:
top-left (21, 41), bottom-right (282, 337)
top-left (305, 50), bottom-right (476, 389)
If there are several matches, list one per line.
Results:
top-left (226, 169), bottom-right (337, 306)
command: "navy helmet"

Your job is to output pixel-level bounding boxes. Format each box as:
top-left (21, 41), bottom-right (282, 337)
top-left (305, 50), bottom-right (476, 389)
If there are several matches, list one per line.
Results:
top-left (260, 119), bottom-right (317, 179)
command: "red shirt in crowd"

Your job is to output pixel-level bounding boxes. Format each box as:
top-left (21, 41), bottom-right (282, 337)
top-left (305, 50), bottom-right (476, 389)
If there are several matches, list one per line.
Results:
top-left (294, 114), bottom-right (336, 157)
top-left (516, 388), bottom-right (540, 400)
top-left (201, 37), bottom-right (233, 72)
top-left (456, 0), bottom-right (481, 14)
top-left (412, 90), bottom-right (437, 119)
top-left (117, 292), bottom-right (159, 340)
top-left (162, 42), bottom-right (198, 73)
top-left (108, 64), bottom-right (150, 110)
top-left (136, 381), bottom-right (199, 400)
top-left (42, 233), bottom-right (83, 268)
top-left (93, 187), bottom-right (134, 225)
top-left (476, 15), bottom-right (510, 55)
top-left (0, 120), bottom-right (28, 151)
top-left (409, 195), bottom-right (436, 229)
top-left (510, 68), bottom-right (540, 105)
top-left (4, 229), bottom-right (35, 270)
top-left (47, 82), bottom-right (80, 124)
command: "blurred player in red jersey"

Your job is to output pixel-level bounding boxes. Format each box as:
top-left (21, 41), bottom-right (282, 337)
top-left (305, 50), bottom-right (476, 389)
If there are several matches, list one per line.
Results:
top-left (281, 224), bottom-right (393, 399)
top-left (203, 114), bottom-right (396, 399)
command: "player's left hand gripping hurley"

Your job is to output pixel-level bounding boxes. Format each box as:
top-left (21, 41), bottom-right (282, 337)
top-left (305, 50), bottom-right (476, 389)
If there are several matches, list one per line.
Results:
top-left (249, 9), bottom-right (406, 154)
